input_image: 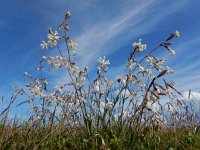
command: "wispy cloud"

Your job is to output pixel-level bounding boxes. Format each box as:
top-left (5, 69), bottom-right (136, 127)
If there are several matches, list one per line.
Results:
top-left (75, 0), bottom-right (153, 67)
top-left (73, 0), bottom-right (190, 70)
top-left (1, 0), bottom-right (194, 93)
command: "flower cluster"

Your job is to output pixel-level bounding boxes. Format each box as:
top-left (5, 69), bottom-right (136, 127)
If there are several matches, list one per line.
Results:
top-left (126, 60), bottom-right (136, 70)
top-left (133, 39), bottom-right (147, 52)
top-left (21, 10), bottom-right (184, 143)
top-left (42, 56), bottom-right (68, 69)
top-left (25, 78), bottom-right (44, 97)
top-left (41, 28), bottom-right (62, 50)
top-left (161, 30), bottom-right (181, 56)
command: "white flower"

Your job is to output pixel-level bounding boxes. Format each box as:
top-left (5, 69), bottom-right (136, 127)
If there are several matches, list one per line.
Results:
top-left (68, 40), bottom-right (78, 49)
top-left (36, 116), bottom-right (41, 120)
top-left (24, 72), bottom-right (28, 76)
top-left (24, 72), bottom-right (32, 78)
top-left (159, 58), bottom-right (165, 64)
top-left (139, 84), bottom-right (145, 91)
top-left (31, 85), bottom-right (40, 96)
top-left (154, 114), bottom-right (165, 125)
top-left (44, 56), bottom-right (67, 69)
top-left (165, 46), bottom-right (175, 56)
top-left (68, 40), bottom-right (78, 55)
top-left (137, 78), bottom-right (143, 85)
top-left (47, 28), bottom-right (61, 47)
top-left (155, 58), bottom-right (165, 71)
top-left (133, 39), bottom-right (147, 52)
top-left (122, 111), bottom-right (131, 119)
top-left (165, 89), bottom-right (172, 97)
top-left (174, 114), bottom-right (180, 122)
top-left (76, 77), bottom-right (85, 88)
top-left (40, 92), bottom-right (45, 98)
top-left (138, 64), bottom-right (144, 72)
top-left (48, 93), bottom-right (56, 101)
top-left (55, 87), bottom-right (62, 93)
top-left (128, 75), bottom-right (136, 84)
top-left (97, 56), bottom-right (110, 72)
top-left (72, 50), bottom-right (77, 55)
top-left (144, 69), bottom-right (152, 77)
top-left (146, 56), bottom-right (154, 66)
top-left (104, 81), bottom-right (113, 90)
top-left (146, 101), bottom-right (152, 110)
top-left (48, 32), bottom-right (60, 40)
top-left (80, 96), bottom-right (86, 103)
top-left (97, 56), bottom-right (110, 67)
top-left (126, 60), bottom-right (136, 70)
top-left (118, 77), bottom-right (126, 85)
top-left (169, 48), bottom-right (175, 56)
top-left (105, 101), bottom-right (113, 109)
top-left (94, 81), bottom-right (100, 93)
top-left (167, 104), bottom-right (175, 112)
top-left (166, 66), bottom-right (173, 73)
top-left (40, 41), bottom-right (48, 50)
top-left (43, 79), bottom-right (48, 85)
top-left (69, 66), bottom-right (79, 75)
top-left (65, 10), bottom-right (71, 19)
top-left (42, 56), bottom-right (47, 60)
top-left (94, 85), bottom-right (100, 93)
top-left (174, 30), bottom-right (181, 37)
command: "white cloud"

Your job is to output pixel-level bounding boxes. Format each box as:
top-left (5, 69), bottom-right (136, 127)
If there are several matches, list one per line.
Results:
top-left (183, 91), bottom-right (200, 101)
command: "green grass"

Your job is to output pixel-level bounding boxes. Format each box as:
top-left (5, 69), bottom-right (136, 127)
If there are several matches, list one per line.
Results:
top-left (1, 122), bottom-right (200, 149)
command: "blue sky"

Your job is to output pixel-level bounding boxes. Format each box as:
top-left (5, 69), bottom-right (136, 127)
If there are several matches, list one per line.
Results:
top-left (0, 0), bottom-right (200, 99)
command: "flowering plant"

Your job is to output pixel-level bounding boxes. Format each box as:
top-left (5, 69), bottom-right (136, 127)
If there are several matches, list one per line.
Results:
top-left (1, 9), bottom-right (199, 150)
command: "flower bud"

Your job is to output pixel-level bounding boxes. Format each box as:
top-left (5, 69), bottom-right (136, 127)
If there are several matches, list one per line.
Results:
top-left (65, 10), bottom-right (71, 20)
